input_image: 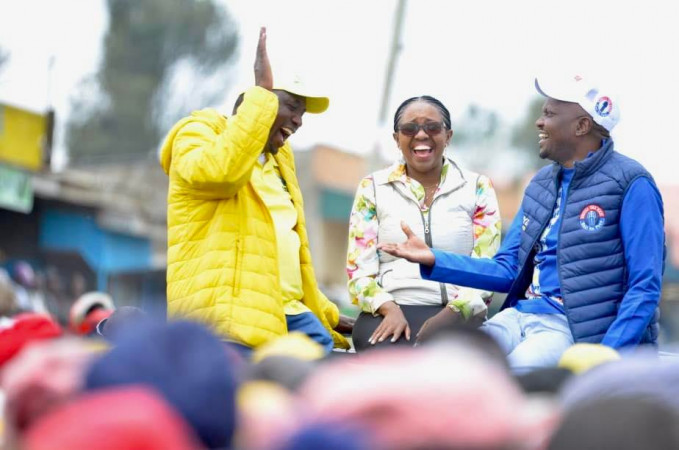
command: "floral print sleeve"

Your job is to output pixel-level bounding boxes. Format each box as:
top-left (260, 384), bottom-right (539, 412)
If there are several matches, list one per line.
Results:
top-left (450, 175), bottom-right (502, 319)
top-left (346, 176), bottom-right (394, 314)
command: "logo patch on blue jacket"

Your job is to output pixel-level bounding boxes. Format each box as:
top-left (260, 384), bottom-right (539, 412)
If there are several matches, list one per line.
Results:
top-left (579, 204), bottom-right (606, 231)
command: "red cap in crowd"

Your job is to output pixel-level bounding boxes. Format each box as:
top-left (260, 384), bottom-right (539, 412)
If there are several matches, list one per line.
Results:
top-left (0, 313), bottom-right (62, 368)
top-left (23, 386), bottom-right (203, 450)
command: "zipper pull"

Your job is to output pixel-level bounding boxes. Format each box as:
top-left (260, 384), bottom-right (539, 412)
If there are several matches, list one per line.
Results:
top-left (424, 218), bottom-right (429, 235)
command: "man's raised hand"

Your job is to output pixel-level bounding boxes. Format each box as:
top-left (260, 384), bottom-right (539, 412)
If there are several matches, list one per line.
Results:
top-left (254, 27), bottom-right (273, 90)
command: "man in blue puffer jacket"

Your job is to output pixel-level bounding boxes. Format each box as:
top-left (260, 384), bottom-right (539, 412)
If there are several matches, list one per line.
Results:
top-left (378, 74), bottom-right (665, 374)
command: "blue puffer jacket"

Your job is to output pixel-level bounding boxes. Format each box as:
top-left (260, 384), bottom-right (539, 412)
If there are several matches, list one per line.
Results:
top-left (503, 140), bottom-right (661, 344)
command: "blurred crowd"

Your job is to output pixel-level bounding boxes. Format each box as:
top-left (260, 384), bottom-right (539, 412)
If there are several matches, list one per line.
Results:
top-left (1, 262), bottom-right (679, 450)
top-left (0, 261), bottom-right (94, 329)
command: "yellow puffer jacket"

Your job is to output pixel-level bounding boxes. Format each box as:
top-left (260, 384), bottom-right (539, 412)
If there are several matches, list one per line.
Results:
top-left (159, 86), bottom-right (349, 349)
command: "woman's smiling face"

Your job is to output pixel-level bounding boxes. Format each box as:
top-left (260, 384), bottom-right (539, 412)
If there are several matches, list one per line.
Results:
top-left (393, 100), bottom-right (452, 177)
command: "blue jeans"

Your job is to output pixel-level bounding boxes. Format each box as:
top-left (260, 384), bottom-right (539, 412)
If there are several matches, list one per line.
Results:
top-left (286, 312), bottom-right (334, 354)
top-left (480, 308), bottom-right (574, 374)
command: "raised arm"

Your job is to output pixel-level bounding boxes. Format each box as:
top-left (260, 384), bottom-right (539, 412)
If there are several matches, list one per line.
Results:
top-left (160, 27), bottom-right (279, 198)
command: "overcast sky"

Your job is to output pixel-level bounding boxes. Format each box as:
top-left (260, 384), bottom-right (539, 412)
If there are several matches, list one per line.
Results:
top-left (1, 0), bottom-right (677, 185)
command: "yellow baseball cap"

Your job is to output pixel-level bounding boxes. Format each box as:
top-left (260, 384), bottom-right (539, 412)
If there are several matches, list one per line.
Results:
top-left (273, 72), bottom-right (329, 114)
top-left (251, 332), bottom-right (325, 363)
top-left (558, 343), bottom-right (621, 374)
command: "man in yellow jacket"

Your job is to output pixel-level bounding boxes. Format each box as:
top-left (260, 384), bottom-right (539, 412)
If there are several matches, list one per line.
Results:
top-left (159, 28), bottom-right (352, 354)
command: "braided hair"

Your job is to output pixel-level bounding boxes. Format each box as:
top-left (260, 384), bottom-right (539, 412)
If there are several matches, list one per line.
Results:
top-left (393, 95), bottom-right (452, 132)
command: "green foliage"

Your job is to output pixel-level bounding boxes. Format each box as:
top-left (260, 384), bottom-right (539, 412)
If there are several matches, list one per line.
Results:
top-left (67, 0), bottom-right (238, 164)
top-left (510, 96), bottom-right (546, 169)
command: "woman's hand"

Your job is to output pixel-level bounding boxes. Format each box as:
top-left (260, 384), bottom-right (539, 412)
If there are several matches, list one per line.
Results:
top-left (377, 221), bottom-right (435, 266)
top-left (254, 27), bottom-right (273, 90)
top-left (415, 306), bottom-right (461, 345)
top-left (370, 301), bottom-right (410, 344)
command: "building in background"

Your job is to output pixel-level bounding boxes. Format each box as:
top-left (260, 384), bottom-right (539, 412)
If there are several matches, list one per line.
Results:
top-left (0, 102), bottom-right (51, 214)
top-left (295, 145), bottom-right (368, 311)
top-left (0, 103), bottom-right (166, 322)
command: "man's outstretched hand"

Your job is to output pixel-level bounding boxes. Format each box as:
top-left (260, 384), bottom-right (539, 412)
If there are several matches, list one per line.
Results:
top-left (377, 221), bottom-right (436, 266)
top-left (254, 27), bottom-right (273, 90)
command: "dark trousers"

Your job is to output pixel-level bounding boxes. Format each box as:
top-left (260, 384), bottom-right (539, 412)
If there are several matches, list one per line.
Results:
top-left (352, 305), bottom-right (444, 352)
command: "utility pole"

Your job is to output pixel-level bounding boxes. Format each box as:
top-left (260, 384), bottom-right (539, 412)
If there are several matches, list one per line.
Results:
top-left (370, 0), bottom-right (407, 171)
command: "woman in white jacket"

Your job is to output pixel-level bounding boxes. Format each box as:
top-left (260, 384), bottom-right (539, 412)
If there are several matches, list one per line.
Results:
top-left (347, 95), bottom-right (502, 351)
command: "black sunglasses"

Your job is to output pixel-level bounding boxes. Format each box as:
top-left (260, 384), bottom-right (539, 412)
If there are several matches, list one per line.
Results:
top-left (398, 122), bottom-right (446, 137)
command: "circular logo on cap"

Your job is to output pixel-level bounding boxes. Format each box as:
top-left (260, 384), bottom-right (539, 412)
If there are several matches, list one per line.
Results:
top-left (595, 96), bottom-right (613, 118)
top-left (579, 204), bottom-right (606, 231)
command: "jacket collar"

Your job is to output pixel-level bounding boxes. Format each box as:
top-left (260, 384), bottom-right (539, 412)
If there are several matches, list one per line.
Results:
top-left (374, 156), bottom-right (467, 194)
top-left (552, 139), bottom-right (615, 179)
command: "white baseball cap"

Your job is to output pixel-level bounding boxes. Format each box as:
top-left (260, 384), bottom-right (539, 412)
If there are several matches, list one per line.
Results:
top-left (535, 74), bottom-right (620, 132)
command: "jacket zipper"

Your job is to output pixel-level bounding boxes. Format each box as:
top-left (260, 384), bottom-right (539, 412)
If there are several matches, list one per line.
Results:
top-left (232, 236), bottom-right (242, 296)
top-left (232, 179), bottom-right (280, 297)
top-left (556, 168), bottom-right (575, 320)
top-left (394, 183), bottom-right (451, 307)
top-left (250, 167), bottom-right (282, 297)
top-left (423, 199), bottom-right (449, 306)
top-left (393, 179), bottom-right (468, 306)
top-left (394, 182), bottom-right (467, 306)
